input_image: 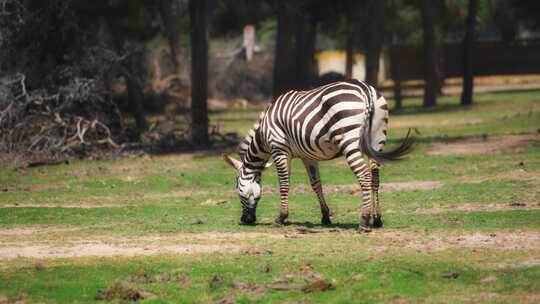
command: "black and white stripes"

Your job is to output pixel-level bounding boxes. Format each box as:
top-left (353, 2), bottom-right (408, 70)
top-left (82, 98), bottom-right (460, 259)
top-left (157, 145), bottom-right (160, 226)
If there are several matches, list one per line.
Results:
top-left (224, 79), bottom-right (413, 231)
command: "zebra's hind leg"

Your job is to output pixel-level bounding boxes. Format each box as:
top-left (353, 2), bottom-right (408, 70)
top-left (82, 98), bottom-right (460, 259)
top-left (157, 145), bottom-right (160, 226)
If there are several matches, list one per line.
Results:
top-left (344, 148), bottom-right (372, 232)
top-left (370, 159), bottom-right (383, 228)
top-left (272, 151), bottom-right (290, 226)
top-left (302, 159), bottom-right (332, 226)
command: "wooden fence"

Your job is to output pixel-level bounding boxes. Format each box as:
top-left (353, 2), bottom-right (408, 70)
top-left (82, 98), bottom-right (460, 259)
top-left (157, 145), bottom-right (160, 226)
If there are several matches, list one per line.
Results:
top-left (389, 40), bottom-right (540, 81)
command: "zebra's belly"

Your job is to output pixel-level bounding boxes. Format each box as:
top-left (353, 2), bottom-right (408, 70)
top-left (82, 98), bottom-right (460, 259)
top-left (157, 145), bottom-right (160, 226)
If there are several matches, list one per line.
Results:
top-left (288, 137), bottom-right (341, 160)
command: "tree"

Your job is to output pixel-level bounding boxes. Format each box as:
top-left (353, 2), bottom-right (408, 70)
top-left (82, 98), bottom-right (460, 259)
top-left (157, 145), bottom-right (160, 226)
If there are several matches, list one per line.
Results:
top-left (345, 7), bottom-right (355, 79)
top-left (490, 0), bottom-right (518, 42)
top-left (189, 0), bottom-right (209, 145)
top-left (159, 0), bottom-right (182, 74)
top-left (389, 0), bottom-right (403, 109)
top-left (461, 0), bottom-right (478, 106)
top-left (78, 0), bottom-right (162, 134)
top-left (272, 2), bottom-right (300, 97)
top-left (124, 46), bottom-right (149, 131)
top-left (335, 0), bottom-right (364, 80)
top-left (296, 14), bottom-right (318, 88)
top-left (272, 1), bottom-right (330, 96)
top-left (512, 0), bottom-right (540, 32)
top-left (365, 0), bottom-right (385, 87)
top-left (420, 0), bottom-right (440, 107)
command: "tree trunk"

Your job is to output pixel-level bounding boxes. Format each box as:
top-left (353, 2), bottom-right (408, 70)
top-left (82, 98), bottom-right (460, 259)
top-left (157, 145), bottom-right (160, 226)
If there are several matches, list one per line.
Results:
top-left (420, 0), bottom-right (439, 107)
top-left (273, 2), bottom-right (299, 97)
top-left (461, 0), bottom-right (478, 106)
top-left (108, 28), bottom-right (148, 134)
top-left (189, 0), bottom-right (209, 145)
top-left (345, 32), bottom-right (354, 79)
top-left (296, 16), bottom-right (318, 89)
top-left (390, 0), bottom-right (402, 109)
top-left (365, 0), bottom-right (385, 87)
top-left (125, 74), bottom-right (148, 132)
top-left (390, 47), bottom-right (402, 110)
top-left (159, 0), bottom-right (181, 74)
top-left (123, 46), bottom-right (148, 133)
top-left (344, 8), bottom-right (354, 79)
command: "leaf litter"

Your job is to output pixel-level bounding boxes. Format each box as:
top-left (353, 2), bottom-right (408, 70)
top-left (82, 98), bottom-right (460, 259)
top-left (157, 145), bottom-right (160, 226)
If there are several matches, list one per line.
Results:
top-left (266, 264), bottom-right (335, 293)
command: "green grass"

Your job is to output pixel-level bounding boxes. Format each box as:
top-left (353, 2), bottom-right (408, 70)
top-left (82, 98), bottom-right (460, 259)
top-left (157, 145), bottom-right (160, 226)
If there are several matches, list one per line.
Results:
top-left (2, 251), bottom-right (540, 303)
top-left (0, 90), bottom-right (539, 303)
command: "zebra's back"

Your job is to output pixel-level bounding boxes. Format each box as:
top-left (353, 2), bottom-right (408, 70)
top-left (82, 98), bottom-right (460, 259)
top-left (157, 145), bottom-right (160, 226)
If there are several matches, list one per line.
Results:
top-left (262, 80), bottom-right (378, 160)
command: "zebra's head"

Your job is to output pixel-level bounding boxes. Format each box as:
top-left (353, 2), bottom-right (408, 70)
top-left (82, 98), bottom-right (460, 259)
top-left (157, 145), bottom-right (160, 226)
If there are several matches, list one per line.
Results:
top-left (223, 154), bottom-right (262, 225)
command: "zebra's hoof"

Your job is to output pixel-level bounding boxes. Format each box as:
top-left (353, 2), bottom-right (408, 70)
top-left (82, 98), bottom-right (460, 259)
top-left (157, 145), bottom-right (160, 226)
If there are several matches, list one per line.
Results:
top-left (372, 216), bottom-right (383, 228)
top-left (321, 217), bottom-right (332, 226)
top-left (273, 218), bottom-right (285, 227)
top-left (272, 221), bottom-right (283, 227)
top-left (273, 212), bottom-right (288, 227)
top-left (357, 225), bottom-right (372, 233)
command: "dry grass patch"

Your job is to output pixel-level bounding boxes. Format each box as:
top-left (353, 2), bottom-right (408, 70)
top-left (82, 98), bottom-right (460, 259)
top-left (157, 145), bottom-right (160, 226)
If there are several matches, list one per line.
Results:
top-left (391, 118), bottom-right (484, 129)
top-left (0, 242), bottom-right (241, 260)
top-left (0, 226), bottom-right (99, 236)
top-left (140, 190), bottom-right (210, 200)
top-left (427, 134), bottom-right (539, 156)
top-left (376, 231), bottom-right (540, 253)
top-left (0, 232), bottom-right (283, 260)
top-left (265, 181), bottom-right (443, 196)
top-left (428, 292), bottom-right (540, 304)
top-left (451, 168), bottom-right (540, 184)
top-left (0, 203), bottom-right (122, 209)
top-left (415, 202), bottom-right (540, 214)
top-left (0, 183), bottom-right (66, 193)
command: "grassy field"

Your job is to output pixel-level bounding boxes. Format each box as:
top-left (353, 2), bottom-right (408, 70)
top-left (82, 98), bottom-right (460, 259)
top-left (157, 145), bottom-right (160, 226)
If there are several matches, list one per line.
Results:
top-left (1, 90), bottom-right (539, 303)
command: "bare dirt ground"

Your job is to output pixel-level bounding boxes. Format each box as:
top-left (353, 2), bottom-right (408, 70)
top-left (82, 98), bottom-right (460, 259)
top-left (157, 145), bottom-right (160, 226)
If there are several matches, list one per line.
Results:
top-left (427, 292), bottom-right (540, 304)
top-left (0, 226), bottom-right (90, 236)
top-left (415, 202), bottom-right (540, 214)
top-left (1, 229), bottom-right (539, 260)
top-left (1, 183), bottom-right (66, 193)
top-left (372, 231), bottom-right (540, 253)
top-left (0, 232), bottom-right (283, 260)
top-left (427, 134), bottom-right (539, 156)
top-left (266, 181), bottom-right (443, 196)
top-left (0, 243), bottom-right (242, 259)
top-left (453, 168), bottom-right (540, 184)
top-left (391, 118), bottom-right (484, 128)
top-left (0, 203), bottom-right (122, 209)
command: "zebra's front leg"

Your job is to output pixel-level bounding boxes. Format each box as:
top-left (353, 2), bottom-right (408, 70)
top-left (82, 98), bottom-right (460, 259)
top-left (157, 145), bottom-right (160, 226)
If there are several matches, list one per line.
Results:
top-left (370, 159), bottom-right (383, 228)
top-left (345, 149), bottom-right (372, 232)
top-left (302, 159), bottom-right (331, 226)
top-left (272, 151), bottom-right (290, 226)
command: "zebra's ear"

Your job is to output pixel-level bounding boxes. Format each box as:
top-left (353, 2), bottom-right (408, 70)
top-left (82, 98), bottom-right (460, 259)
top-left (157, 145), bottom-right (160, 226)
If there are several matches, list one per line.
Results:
top-left (223, 154), bottom-right (242, 171)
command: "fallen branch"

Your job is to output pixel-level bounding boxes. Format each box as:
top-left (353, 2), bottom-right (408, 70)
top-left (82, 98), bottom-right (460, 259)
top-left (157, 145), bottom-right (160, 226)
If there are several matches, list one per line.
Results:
top-left (0, 74), bottom-right (124, 158)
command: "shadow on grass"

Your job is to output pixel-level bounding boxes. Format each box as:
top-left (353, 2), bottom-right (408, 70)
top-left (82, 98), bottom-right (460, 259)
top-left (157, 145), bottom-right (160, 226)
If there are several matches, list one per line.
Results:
top-left (286, 221), bottom-right (359, 230)
top-left (249, 221), bottom-right (359, 230)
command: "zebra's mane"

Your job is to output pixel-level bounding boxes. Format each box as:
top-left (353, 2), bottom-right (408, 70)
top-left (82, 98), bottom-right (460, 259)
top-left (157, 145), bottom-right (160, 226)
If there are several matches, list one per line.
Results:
top-left (238, 109), bottom-right (267, 162)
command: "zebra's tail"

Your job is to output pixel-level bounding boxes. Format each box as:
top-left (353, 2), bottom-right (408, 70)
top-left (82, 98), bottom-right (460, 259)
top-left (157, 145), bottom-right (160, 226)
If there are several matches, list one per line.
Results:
top-left (360, 123), bottom-right (414, 163)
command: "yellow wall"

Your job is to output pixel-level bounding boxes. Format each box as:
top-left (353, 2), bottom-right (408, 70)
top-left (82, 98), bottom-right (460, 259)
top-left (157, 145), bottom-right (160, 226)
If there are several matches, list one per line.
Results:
top-left (315, 50), bottom-right (386, 81)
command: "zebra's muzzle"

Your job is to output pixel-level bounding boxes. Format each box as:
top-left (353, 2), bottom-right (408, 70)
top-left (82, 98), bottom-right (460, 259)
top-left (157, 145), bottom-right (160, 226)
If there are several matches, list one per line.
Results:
top-left (240, 208), bottom-right (257, 225)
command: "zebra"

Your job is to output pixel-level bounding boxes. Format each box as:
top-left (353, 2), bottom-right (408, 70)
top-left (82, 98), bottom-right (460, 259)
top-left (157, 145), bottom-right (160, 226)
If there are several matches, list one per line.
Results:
top-left (223, 79), bottom-right (413, 232)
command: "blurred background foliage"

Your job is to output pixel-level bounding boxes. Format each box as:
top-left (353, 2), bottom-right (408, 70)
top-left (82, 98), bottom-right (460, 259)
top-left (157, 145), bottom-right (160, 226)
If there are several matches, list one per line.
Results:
top-left (0, 0), bottom-right (539, 157)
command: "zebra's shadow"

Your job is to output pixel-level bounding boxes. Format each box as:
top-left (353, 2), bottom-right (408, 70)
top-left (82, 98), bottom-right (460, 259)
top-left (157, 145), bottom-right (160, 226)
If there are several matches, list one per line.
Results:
top-left (252, 221), bottom-right (358, 230)
top-left (285, 221), bottom-right (358, 230)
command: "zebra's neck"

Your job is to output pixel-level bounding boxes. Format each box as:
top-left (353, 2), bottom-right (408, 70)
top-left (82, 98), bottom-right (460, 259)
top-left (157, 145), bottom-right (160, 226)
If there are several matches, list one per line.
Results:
top-left (238, 112), bottom-right (270, 175)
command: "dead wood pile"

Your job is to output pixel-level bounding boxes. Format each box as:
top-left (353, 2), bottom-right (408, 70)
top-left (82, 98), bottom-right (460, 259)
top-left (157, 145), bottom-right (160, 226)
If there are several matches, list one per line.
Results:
top-left (0, 74), bottom-right (123, 159)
